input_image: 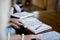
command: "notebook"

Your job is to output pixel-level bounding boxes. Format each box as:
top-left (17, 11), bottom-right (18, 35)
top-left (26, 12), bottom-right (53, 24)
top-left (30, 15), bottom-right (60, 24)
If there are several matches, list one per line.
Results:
top-left (20, 17), bottom-right (52, 34)
top-left (11, 12), bottom-right (34, 18)
top-left (37, 31), bottom-right (60, 40)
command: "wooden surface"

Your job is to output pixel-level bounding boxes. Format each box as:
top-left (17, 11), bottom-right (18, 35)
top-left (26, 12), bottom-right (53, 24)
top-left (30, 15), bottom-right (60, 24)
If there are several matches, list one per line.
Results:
top-left (32, 0), bottom-right (46, 9)
top-left (39, 11), bottom-right (60, 32)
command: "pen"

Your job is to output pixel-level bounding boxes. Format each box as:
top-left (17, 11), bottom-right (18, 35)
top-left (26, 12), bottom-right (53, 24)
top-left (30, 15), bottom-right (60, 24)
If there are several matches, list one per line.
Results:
top-left (8, 33), bottom-right (10, 40)
top-left (35, 25), bottom-right (42, 30)
top-left (21, 33), bottom-right (24, 40)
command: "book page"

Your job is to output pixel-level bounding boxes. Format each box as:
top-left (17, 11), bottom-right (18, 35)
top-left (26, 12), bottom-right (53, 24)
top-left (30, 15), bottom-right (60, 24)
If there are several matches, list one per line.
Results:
top-left (37, 31), bottom-right (60, 40)
top-left (11, 12), bottom-right (34, 18)
top-left (20, 17), bottom-right (52, 34)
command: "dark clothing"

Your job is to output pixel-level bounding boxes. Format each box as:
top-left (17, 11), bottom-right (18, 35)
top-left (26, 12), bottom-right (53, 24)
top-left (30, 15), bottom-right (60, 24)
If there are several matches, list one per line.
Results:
top-left (13, 8), bottom-right (17, 13)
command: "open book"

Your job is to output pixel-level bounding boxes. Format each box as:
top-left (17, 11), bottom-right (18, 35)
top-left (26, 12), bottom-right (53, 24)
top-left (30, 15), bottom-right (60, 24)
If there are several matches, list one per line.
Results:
top-left (37, 31), bottom-right (60, 40)
top-left (20, 17), bottom-right (52, 34)
top-left (12, 12), bottom-right (52, 34)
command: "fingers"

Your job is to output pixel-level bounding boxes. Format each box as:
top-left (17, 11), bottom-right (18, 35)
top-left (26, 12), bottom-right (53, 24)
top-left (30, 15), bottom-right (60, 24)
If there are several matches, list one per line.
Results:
top-left (9, 23), bottom-right (20, 29)
top-left (18, 19), bottom-right (24, 25)
top-left (10, 18), bottom-right (24, 26)
top-left (13, 21), bottom-right (23, 26)
top-left (9, 18), bottom-right (24, 29)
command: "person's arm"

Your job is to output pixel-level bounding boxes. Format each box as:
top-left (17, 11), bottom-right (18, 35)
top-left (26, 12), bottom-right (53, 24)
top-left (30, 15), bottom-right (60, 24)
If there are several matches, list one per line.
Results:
top-left (13, 4), bottom-right (21, 13)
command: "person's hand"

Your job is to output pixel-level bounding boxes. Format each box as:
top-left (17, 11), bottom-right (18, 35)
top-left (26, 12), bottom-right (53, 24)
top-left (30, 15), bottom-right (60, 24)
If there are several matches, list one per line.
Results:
top-left (9, 18), bottom-right (23, 29)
